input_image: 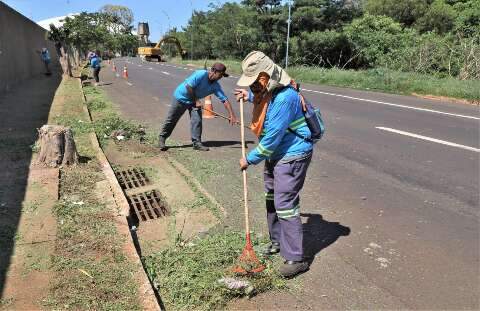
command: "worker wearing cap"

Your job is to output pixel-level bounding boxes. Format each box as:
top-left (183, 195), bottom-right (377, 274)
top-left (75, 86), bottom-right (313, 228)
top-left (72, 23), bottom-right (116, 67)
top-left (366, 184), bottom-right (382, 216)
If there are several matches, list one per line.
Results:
top-left (158, 63), bottom-right (238, 151)
top-left (90, 51), bottom-right (101, 86)
top-left (234, 51), bottom-right (313, 278)
top-left (37, 47), bottom-right (51, 75)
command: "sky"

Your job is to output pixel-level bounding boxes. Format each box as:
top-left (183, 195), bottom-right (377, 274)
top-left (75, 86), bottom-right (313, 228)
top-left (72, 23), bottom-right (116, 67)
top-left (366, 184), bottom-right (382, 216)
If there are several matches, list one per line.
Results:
top-left (1, 0), bottom-right (239, 41)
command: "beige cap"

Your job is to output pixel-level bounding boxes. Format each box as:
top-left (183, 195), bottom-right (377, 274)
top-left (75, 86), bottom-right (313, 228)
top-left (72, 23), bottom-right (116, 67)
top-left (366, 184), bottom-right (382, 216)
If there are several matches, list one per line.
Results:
top-left (237, 51), bottom-right (291, 87)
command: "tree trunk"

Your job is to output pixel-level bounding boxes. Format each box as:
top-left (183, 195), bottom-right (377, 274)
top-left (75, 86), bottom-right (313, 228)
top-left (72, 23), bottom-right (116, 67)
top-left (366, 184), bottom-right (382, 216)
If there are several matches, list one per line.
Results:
top-left (36, 125), bottom-right (79, 167)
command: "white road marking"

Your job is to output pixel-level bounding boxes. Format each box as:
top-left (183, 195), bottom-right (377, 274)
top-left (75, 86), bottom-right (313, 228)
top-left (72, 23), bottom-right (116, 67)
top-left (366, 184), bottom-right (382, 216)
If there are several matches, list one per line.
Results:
top-left (138, 64), bottom-right (142, 67)
top-left (302, 88), bottom-right (479, 120)
top-left (149, 67), bottom-right (153, 70)
top-left (152, 96), bottom-right (159, 101)
top-left (161, 71), bottom-right (171, 76)
top-left (376, 126), bottom-right (480, 153)
top-left (126, 82), bottom-right (133, 86)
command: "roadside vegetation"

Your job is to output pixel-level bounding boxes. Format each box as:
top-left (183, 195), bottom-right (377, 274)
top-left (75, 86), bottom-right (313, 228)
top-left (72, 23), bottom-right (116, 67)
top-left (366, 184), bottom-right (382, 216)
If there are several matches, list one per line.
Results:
top-left (164, 0), bottom-right (479, 101)
top-left (43, 75), bottom-right (141, 309)
top-left (175, 58), bottom-right (480, 101)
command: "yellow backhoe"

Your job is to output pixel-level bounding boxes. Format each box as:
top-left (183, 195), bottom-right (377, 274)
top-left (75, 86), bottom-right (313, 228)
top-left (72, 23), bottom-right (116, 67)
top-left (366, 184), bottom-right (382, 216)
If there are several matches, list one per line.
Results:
top-left (138, 36), bottom-right (186, 62)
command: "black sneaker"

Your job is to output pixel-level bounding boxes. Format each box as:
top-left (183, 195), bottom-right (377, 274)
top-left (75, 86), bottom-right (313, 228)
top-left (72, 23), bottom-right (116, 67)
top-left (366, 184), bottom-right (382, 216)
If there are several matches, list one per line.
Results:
top-left (193, 142), bottom-right (209, 151)
top-left (158, 136), bottom-right (168, 151)
top-left (262, 242), bottom-right (280, 256)
top-left (279, 260), bottom-right (309, 279)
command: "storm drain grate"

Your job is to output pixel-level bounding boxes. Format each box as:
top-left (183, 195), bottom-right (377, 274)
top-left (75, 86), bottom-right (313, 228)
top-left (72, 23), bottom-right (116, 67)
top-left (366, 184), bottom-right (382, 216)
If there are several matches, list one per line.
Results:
top-left (115, 168), bottom-right (150, 190)
top-left (127, 190), bottom-right (168, 221)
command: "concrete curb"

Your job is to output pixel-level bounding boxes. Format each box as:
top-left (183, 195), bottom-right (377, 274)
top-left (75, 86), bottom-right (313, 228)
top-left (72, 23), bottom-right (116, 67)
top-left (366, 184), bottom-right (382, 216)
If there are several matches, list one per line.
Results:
top-left (78, 78), bottom-right (161, 311)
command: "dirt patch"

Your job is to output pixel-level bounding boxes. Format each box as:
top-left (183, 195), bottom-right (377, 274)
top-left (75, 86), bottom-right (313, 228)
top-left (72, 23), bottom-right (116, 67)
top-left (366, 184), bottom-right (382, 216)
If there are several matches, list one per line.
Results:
top-left (1, 167), bottom-right (58, 310)
top-left (411, 92), bottom-right (479, 106)
top-left (0, 72), bottom-right (61, 309)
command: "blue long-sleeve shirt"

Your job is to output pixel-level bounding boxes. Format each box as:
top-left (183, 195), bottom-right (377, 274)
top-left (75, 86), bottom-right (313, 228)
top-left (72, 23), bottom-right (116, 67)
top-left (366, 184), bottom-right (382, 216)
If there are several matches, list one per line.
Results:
top-left (246, 86), bottom-right (313, 165)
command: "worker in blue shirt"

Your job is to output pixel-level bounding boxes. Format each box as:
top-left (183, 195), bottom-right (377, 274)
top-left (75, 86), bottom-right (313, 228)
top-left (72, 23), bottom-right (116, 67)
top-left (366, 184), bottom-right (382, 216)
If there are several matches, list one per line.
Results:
top-left (90, 51), bottom-right (101, 86)
top-left (158, 63), bottom-right (238, 151)
top-left (234, 51), bottom-right (313, 278)
top-left (37, 47), bottom-right (51, 75)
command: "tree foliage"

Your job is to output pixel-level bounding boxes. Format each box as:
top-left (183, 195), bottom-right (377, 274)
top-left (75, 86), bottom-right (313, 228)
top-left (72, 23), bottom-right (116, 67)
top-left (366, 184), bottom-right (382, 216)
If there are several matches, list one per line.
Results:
top-left (48, 5), bottom-right (138, 58)
top-left (174, 0), bottom-right (478, 79)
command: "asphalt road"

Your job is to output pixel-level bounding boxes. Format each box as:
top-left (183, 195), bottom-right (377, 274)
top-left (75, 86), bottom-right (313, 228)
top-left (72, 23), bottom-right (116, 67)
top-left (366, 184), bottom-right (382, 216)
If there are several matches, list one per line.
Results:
top-left (101, 57), bottom-right (479, 309)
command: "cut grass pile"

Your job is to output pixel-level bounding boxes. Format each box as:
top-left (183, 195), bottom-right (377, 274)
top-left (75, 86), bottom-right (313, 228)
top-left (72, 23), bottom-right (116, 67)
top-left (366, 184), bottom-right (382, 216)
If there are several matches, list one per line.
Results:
top-left (55, 84), bottom-right (150, 147)
top-left (144, 231), bottom-right (288, 311)
top-left (172, 58), bottom-right (479, 101)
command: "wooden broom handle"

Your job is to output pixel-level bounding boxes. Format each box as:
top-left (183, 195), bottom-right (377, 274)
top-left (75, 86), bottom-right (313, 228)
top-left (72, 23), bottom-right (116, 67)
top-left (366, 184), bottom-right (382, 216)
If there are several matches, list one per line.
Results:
top-left (240, 98), bottom-right (250, 235)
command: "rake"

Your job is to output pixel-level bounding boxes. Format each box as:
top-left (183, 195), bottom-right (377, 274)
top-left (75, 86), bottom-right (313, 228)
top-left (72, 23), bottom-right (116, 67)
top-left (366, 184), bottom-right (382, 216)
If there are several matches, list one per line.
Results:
top-left (232, 97), bottom-right (265, 275)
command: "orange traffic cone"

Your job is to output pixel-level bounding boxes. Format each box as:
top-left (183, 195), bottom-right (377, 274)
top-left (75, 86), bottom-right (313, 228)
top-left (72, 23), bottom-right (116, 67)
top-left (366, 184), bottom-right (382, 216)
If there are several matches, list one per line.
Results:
top-left (202, 95), bottom-right (215, 119)
top-left (112, 61), bottom-right (116, 72)
top-left (122, 65), bottom-right (128, 79)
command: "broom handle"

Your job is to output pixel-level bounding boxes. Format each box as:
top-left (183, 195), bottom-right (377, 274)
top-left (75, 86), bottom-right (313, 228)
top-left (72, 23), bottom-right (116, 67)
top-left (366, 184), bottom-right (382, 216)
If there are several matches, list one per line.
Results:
top-left (201, 106), bottom-right (249, 129)
top-left (240, 98), bottom-right (250, 235)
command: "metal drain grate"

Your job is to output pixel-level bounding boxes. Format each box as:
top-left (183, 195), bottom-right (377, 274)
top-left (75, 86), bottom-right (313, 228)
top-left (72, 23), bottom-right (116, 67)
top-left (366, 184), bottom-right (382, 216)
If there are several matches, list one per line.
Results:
top-left (127, 190), bottom-right (168, 221)
top-left (115, 168), bottom-right (150, 190)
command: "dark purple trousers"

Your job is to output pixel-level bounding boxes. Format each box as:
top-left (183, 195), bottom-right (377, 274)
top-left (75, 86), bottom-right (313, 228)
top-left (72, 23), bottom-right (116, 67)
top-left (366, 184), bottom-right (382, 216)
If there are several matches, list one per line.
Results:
top-left (264, 153), bottom-right (312, 261)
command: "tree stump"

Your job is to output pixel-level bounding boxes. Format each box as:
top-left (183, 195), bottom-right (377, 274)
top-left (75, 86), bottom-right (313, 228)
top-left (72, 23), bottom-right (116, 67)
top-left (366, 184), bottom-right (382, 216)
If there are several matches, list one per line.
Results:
top-left (36, 125), bottom-right (79, 167)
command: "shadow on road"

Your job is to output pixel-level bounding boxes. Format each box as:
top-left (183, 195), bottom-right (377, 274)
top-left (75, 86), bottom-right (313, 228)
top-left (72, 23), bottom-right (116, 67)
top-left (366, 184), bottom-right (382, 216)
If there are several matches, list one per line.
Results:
top-left (0, 72), bottom-right (62, 298)
top-left (301, 212), bottom-right (351, 264)
top-left (203, 140), bottom-right (255, 148)
top-left (165, 140), bottom-right (255, 150)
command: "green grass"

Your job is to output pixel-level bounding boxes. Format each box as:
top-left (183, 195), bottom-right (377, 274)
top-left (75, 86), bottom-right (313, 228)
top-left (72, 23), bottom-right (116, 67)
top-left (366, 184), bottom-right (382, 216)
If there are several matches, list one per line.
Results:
top-left (45, 75), bottom-right (141, 310)
top-left (144, 231), bottom-right (288, 311)
top-left (0, 298), bottom-right (14, 308)
top-left (80, 73), bottom-right (294, 310)
top-left (173, 58), bottom-right (480, 102)
top-left (67, 84), bottom-right (148, 147)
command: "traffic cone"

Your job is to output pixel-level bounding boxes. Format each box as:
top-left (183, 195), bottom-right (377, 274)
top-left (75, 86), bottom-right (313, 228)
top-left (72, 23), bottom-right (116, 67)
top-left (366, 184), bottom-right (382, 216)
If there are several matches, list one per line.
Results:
top-left (112, 61), bottom-right (116, 72)
top-left (122, 65), bottom-right (128, 79)
top-left (202, 95), bottom-right (215, 119)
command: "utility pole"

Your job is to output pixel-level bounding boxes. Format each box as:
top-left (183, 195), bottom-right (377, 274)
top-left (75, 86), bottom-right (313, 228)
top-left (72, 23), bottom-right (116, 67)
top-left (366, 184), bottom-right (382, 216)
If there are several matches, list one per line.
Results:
top-left (285, 0), bottom-right (292, 69)
top-left (161, 10), bottom-right (171, 56)
top-left (189, 0), bottom-right (194, 61)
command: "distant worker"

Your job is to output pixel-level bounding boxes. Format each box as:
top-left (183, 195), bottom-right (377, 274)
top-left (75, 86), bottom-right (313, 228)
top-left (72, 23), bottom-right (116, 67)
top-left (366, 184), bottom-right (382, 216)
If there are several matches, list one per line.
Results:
top-left (37, 47), bottom-right (51, 75)
top-left (234, 51), bottom-right (313, 278)
top-left (90, 51), bottom-right (102, 86)
top-left (158, 63), bottom-right (238, 151)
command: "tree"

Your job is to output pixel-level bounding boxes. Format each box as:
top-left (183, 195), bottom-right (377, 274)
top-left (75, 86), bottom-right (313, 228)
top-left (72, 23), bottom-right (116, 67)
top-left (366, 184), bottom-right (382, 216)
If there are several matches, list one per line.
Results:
top-left (99, 5), bottom-right (134, 30)
top-left (364, 0), bottom-right (430, 27)
top-left (344, 14), bottom-right (414, 68)
top-left (291, 30), bottom-right (355, 67)
top-left (292, 0), bottom-right (361, 33)
top-left (416, 0), bottom-right (456, 34)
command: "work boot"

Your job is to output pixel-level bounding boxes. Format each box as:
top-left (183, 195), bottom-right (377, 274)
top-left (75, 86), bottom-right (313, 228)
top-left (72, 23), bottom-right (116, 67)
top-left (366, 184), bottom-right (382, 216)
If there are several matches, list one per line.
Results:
top-left (279, 260), bottom-right (309, 279)
top-left (193, 142), bottom-right (209, 151)
top-left (262, 242), bottom-right (280, 256)
top-left (158, 136), bottom-right (168, 151)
